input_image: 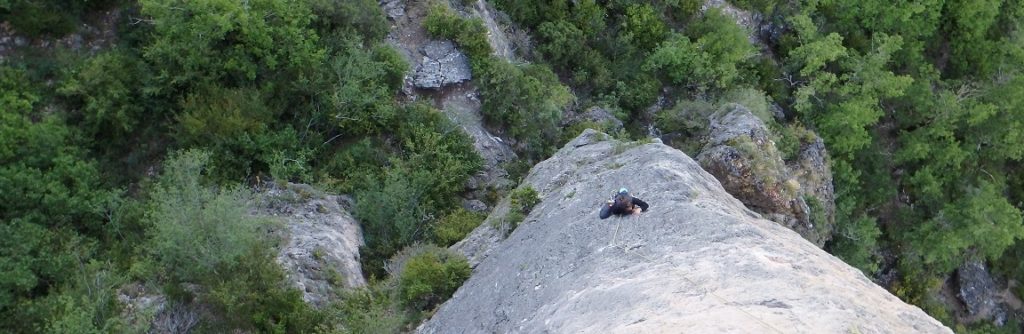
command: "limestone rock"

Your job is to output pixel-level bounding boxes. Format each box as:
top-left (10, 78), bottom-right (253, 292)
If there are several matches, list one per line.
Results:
top-left (958, 260), bottom-right (1007, 325)
top-left (421, 129), bottom-right (950, 333)
top-left (697, 103), bottom-right (833, 246)
top-left (413, 40), bottom-right (473, 89)
top-left (379, 0), bottom-right (405, 20)
top-left (260, 183), bottom-right (366, 307)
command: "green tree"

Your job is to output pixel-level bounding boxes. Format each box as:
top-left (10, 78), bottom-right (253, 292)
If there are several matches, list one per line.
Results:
top-left (620, 4), bottom-right (668, 51)
top-left (141, 0), bottom-right (325, 89)
top-left (58, 49), bottom-right (151, 140)
top-left (644, 9), bottom-right (755, 90)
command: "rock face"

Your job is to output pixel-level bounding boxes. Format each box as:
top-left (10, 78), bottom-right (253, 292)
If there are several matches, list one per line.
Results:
top-left (413, 40), bottom-right (473, 89)
top-left (260, 183), bottom-right (366, 306)
top-left (379, 0), bottom-right (405, 19)
top-left (697, 104), bottom-right (834, 246)
top-left (421, 129), bottom-right (950, 333)
top-left (957, 261), bottom-right (1007, 325)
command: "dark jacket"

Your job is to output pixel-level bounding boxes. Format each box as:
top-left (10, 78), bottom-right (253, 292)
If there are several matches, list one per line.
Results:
top-left (599, 196), bottom-right (649, 219)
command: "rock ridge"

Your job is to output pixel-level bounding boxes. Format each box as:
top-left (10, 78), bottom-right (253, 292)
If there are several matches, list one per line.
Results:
top-left (421, 129), bottom-right (950, 333)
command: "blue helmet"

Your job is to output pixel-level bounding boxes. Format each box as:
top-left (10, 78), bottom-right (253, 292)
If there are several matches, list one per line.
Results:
top-left (618, 187), bottom-right (629, 195)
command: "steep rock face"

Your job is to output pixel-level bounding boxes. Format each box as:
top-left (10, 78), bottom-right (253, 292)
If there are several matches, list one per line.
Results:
top-left (697, 104), bottom-right (834, 246)
top-left (421, 129), bottom-right (949, 333)
top-left (260, 183), bottom-right (366, 306)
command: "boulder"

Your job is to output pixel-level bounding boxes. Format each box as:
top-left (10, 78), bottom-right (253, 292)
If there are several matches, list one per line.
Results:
top-left (957, 260), bottom-right (1007, 325)
top-left (260, 183), bottom-right (366, 307)
top-left (421, 130), bottom-right (950, 333)
top-left (379, 0), bottom-right (405, 20)
top-left (413, 40), bottom-right (473, 89)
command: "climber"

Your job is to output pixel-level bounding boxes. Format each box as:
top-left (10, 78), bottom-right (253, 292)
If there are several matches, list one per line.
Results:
top-left (599, 188), bottom-right (649, 219)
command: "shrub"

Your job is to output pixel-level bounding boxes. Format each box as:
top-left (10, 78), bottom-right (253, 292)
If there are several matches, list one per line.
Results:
top-left (391, 245), bottom-right (471, 311)
top-left (501, 186), bottom-right (541, 233)
top-left (477, 60), bottom-right (572, 158)
top-left (321, 287), bottom-right (407, 334)
top-left (644, 9), bottom-right (756, 91)
top-left (433, 209), bottom-right (485, 247)
top-left (423, 4), bottom-right (493, 63)
top-left (205, 245), bottom-right (324, 333)
top-left (58, 49), bottom-right (150, 140)
top-left (141, 0), bottom-right (325, 88)
top-left (147, 149), bottom-right (271, 284)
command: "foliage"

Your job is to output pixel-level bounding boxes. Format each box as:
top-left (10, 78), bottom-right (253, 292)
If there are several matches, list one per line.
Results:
top-left (204, 246), bottom-right (324, 333)
top-left (147, 149), bottom-right (322, 332)
top-left (319, 286), bottom-right (408, 334)
top-left (58, 49), bottom-right (151, 140)
top-left (0, 66), bottom-right (121, 331)
top-left (433, 208), bottom-right (485, 247)
top-left (644, 9), bottom-right (755, 91)
top-left (476, 60), bottom-right (572, 158)
top-left (0, 0), bottom-right (119, 37)
top-left (141, 0), bottom-right (325, 89)
top-left (503, 186), bottom-right (541, 232)
top-left (322, 39), bottom-right (408, 135)
top-left (423, 4), bottom-right (492, 63)
top-left (393, 245), bottom-right (471, 311)
top-left (424, 4), bottom-right (571, 159)
top-left (146, 149), bottom-right (270, 284)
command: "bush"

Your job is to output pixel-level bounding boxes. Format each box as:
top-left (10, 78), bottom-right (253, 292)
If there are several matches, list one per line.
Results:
top-left (423, 4), bottom-right (493, 63)
top-left (205, 246), bottom-right (324, 333)
top-left (502, 186), bottom-right (541, 233)
top-left (477, 60), bottom-right (572, 158)
top-left (58, 49), bottom-right (150, 140)
top-left (320, 287), bottom-right (408, 334)
top-left (141, 0), bottom-right (325, 88)
top-left (433, 208), bottom-right (485, 247)
top-left (147, 149), bottom-right (272, 284)
top-left (644, 9), bottom-right (756, 91)
top-left (391, 245), bottom-right (471, 311)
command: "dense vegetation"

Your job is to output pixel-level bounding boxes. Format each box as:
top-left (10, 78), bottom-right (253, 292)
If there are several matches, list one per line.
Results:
top-left (2, 0), bottom-right (1024, 332)
top-left (2, 0), bottom-right (481, 332)
top-left (489, 0), bottom-right (1024, 331)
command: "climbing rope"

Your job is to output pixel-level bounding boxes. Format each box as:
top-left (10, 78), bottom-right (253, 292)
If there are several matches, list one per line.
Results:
top-left (606, 215), bottom-right (786, 334)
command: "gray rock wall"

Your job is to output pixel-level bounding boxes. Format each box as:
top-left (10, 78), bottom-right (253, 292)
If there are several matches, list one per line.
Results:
top-left (421, 129), bottom-right (950, 333)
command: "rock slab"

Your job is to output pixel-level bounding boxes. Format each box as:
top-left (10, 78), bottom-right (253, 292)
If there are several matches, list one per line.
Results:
top-left (413, 40), bottom-right (472, 89)
top-left (421, 129), bottom-right (950, 334)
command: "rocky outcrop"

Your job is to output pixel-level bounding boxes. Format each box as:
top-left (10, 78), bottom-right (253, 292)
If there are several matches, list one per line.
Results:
top-left (957, 260), bottom-right (1008, 325)
top-left (421, 129), bottom-right (949, 333)
top-left (118, 283), bottom-right (203, 334)
top-left (0, 10), bottom-right (120, 61)
top-left (697, 104), bottom-right (834, 246)
top-left (259, 183), bottom-right (365, 306)
top-left (379, 0), bottom-right (405, 20)
top-left (413, 40), bottom-right (473, 89)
